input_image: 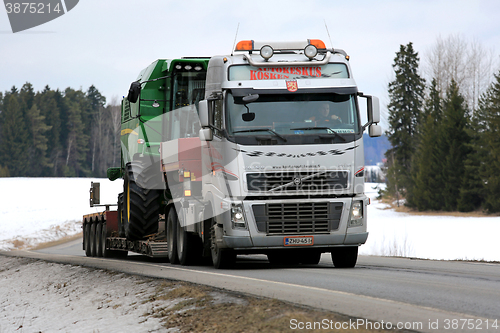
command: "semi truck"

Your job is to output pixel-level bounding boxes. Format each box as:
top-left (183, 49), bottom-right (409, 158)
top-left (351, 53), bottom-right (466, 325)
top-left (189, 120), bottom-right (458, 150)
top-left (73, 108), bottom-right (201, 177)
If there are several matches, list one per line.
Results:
top-left (83, 39), bottom-right (382, 269)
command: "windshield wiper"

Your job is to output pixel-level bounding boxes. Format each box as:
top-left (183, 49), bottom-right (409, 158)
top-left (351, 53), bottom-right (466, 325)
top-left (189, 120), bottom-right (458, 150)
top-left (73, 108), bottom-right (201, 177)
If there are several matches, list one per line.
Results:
top-left (232, 128), bottom-right (287, 142)
top-left (290, 126), bottom-right (346, 141)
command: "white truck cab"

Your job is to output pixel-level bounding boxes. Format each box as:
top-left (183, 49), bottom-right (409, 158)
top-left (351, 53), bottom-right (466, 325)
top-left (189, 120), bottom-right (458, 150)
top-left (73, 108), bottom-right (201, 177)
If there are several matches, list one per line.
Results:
top-left (163, 39), bottom-right (381, 268)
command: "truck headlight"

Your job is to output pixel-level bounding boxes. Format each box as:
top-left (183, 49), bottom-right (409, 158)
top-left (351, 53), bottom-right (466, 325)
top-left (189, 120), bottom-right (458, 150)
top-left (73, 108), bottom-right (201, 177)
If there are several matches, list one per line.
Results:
top-left (231, 204), bottom-right (247, 229)
top-left (349, 201), bottom-right (363, 227)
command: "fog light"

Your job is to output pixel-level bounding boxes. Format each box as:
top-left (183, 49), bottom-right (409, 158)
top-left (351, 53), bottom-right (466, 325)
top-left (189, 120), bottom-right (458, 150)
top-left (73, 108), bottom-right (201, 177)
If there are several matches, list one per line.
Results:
top-left (260, 45), bottom-right (274, 60)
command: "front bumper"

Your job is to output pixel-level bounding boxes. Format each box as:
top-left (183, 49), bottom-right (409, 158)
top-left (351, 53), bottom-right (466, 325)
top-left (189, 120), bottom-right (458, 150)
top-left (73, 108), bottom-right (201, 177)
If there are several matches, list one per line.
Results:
top-left (219, 196), bottom-right (368, 250)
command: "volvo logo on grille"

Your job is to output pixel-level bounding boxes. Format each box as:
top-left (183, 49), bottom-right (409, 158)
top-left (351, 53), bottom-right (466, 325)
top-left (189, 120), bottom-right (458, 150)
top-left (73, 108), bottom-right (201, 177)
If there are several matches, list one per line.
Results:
top-left (293, 177), bottom-right (302, 185)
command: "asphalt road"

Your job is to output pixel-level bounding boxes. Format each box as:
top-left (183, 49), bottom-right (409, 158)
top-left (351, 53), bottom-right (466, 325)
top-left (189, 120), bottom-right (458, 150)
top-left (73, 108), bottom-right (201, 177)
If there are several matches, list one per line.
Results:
top-left (6, 239), bottom-right (500, 333)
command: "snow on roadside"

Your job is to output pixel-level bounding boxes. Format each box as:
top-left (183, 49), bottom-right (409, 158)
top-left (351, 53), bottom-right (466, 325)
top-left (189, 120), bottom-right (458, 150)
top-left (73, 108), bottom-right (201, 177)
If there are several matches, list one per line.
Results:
top-left (0, 178), bottom-right (122, 251)
top-left (360, 183), bottom-right (500, 262)
top-left (0, 256), bottom-right (164, 332)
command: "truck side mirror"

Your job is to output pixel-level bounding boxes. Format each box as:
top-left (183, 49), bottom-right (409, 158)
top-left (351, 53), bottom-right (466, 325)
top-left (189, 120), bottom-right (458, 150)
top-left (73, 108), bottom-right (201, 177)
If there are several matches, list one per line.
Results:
top-left (368, 96), bottom-right (380, 124)
top-left (199, 128), bottom-right (213, 141)
top-left (127, 81), bottom-right (141, 103)
top-left (199, 100), bottom-right (210, 127)
top-left (369, 124), bottom-right (382, 137)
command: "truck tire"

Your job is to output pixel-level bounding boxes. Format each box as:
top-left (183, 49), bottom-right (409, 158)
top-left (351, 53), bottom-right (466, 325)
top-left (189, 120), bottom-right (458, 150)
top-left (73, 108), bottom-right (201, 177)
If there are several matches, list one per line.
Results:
top-left (89, 223), bottom-right (97, 257)
top-left (210, 219), bottom-right (235, 269)
top-left (176, 214), bottom-right (202, 266)
top-left (84, 222), bottom-right (92, 257)
top-left (331, 246), bottom-right (358, 268)
top-left (123, 161), bottom-right (161, 241)
top-left (166, 206), bottom-right (179, 264)
top-left (96, 222), bottom-right (104, 257)
top-left (117, 193), bottom-right (125, 237)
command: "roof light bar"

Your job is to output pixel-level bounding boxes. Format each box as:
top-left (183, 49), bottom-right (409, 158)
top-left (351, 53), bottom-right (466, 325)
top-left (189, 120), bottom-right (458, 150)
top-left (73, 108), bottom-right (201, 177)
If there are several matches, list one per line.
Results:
top-left (234, 39), bottom-right (328, 52)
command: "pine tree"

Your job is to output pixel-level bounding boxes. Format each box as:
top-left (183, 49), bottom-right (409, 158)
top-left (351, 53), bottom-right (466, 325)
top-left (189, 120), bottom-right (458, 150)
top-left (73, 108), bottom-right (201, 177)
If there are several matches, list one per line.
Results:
top-left (26, 104), bottom-right (52, 176)
top-left (411, 79), bottom-right (444, 210)
top-left (20, 83), bottom-right (35, 112)
top-left (86, 85), bottom-right (107, 176)
top-left (385, 42), bottom-right (426, 202)
top-left (457, 112), bottom-right (485, 212)
top-left (0, 95), bottom-right (30, 176)
top-left (62, 88), bottom-right (91, 176)
top-left (439, 80), bottom-right (470, 211)
top-left (36, 86), bottom-right (62, 176)
top-left (471, 71), bottom-right (500, 212)
top-left (64, 98), bottom-right (89, 176)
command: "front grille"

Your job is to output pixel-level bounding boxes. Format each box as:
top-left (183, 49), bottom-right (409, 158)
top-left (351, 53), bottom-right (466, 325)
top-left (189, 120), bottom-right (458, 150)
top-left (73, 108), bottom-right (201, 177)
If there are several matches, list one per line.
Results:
top-left (252, 202), bottom-right (343, 234)
top-left (246, 171), bottom-right (348, 193)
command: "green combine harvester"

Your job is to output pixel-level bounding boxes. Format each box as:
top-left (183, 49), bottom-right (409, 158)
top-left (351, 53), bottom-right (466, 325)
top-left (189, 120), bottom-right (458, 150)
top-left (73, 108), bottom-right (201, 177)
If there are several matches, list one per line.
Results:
top-left (107, 58), bottom-right (209, 241)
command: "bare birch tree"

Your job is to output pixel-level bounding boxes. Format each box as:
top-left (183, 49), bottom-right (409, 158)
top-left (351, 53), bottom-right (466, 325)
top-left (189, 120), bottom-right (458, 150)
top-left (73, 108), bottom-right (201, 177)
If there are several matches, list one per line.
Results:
top-left (424, 34), bottom-right (497, 110)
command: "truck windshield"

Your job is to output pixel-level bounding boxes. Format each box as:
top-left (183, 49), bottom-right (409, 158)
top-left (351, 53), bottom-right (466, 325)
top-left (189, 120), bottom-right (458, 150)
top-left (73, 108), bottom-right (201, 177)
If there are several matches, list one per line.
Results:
top-left (225, 92), bottom-right (360, 145)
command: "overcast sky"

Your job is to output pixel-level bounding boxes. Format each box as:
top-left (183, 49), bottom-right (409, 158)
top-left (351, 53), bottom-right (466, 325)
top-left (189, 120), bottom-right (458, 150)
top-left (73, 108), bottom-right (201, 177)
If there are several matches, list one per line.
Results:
top-left (2, 0), bottom-right (500, 127)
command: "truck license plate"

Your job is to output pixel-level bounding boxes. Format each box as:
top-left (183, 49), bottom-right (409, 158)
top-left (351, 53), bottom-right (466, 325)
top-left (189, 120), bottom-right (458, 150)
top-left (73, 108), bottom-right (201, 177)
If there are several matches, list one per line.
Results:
top-left (284, 236), bottom-right (314, 246)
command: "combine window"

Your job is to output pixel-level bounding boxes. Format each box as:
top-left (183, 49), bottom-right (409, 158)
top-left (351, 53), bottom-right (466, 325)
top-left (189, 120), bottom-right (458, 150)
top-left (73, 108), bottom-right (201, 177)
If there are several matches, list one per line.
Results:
top-left (168, 66), bottom-right (207, 140)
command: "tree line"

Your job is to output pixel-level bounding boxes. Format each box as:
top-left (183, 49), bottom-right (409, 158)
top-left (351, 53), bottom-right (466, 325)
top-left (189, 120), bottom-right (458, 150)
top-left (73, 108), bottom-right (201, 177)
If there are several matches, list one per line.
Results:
top-left (0, 83), bottom-right (121, 178)
top-left (384, 35), bottom-right (500, 213)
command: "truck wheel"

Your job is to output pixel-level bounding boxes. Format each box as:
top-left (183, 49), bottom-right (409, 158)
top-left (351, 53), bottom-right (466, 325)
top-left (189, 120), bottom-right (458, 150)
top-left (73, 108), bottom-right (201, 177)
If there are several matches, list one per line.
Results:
top-left (123, 161), bottom-right (161, 241)
top-left (331, 247), bottom-right (358, 268)
top-left (166, 207), bottom-right (179, 264)
top-left (210, 220), bottom-right (235, 269)
top-left (117, 193), bottom-right (125, 237)
top-left (96, 222), bottom-right (104, 257)
top-left (84, 222), bottom-right (92, 257)
top-left (89, 223), bottom-right (97, 257)
top-left (176, 216), bottom-right (202, 266)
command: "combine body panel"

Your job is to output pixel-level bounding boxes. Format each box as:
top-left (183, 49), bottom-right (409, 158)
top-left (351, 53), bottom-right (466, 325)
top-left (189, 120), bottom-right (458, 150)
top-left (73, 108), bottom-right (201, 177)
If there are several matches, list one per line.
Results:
top-left (84, 40), bottom-right (381, 268)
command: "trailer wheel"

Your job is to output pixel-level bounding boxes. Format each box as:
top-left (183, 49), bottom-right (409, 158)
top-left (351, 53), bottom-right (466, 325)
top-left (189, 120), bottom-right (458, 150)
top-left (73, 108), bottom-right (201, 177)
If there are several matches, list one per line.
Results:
top-left (166, 206), bottom-right (179, 264)
top-left (89, 223), bottom-right (97, 257)
top-left (96, 222), bottom-right (104, 257)
top-left (331, 246), bottom-right (358, 268)
top-left (123, 161), bottom-right (161, 241)
top-left (117, 192), bottom-right (125, 237)
top-left (210, 220), bottom-right (235, 269)
top-left (84, 222), bottom-right (92, 257)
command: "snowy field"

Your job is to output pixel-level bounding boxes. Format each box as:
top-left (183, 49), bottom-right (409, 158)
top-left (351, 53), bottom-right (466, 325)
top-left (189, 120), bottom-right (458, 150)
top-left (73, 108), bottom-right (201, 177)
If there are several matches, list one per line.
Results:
top-left (0, 178), bottom-right (499, 261)
top-left (360, 184), bottom-right (500, 262)
top-left (0, 178), bottom-right (122, 250)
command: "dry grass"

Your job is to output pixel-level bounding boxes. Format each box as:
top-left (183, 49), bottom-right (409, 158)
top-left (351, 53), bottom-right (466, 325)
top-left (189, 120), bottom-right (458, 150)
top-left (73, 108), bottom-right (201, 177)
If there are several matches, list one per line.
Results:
top-left (143, 282), bottom-right (403, 333)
